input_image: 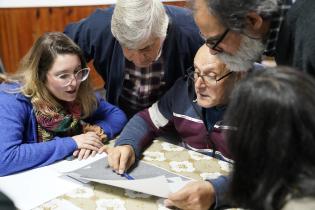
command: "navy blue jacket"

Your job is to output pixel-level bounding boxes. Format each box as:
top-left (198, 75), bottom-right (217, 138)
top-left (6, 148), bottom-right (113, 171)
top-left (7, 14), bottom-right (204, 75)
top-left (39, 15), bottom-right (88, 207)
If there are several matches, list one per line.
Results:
top-left (64, 5), bottom-right (203, 107)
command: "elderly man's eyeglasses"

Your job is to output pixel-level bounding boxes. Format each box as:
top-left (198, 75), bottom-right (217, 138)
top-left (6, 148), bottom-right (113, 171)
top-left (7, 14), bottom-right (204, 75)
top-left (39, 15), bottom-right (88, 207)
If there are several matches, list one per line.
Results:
top-left (201, 29), bottom-right (229, 53)
top-left (188, 67), bottom-right (233, 85)
top-left (56, 67), bottom-right (90, 87)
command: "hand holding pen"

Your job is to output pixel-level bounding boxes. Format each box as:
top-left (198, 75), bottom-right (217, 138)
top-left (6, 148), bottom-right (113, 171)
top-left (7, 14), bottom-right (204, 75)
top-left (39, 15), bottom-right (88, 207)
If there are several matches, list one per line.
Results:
top-left (98, 145), bottom-right (136, 174)
top-left (120, 172), bottom-right (135, 180)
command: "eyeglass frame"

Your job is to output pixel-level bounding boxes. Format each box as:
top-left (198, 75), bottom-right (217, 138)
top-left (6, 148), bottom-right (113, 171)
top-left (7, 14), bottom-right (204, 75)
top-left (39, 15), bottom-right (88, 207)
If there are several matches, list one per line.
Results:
top-left (55, 67), bottom-right (90, 87)
top-left (187, 66), bottom-right (233, 86)
top-left (200, 28), bottom-right (230, 53)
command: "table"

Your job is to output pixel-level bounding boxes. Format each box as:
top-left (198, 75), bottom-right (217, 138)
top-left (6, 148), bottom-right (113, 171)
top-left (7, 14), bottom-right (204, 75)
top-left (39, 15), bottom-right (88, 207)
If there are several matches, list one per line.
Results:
top-left (34, 138), bottom-right (232, 210)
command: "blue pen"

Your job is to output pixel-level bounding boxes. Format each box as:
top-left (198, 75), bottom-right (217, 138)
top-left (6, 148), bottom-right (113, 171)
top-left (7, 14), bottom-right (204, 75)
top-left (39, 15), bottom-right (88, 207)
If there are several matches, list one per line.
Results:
top-left (121, 172), bottom-right (135, 180)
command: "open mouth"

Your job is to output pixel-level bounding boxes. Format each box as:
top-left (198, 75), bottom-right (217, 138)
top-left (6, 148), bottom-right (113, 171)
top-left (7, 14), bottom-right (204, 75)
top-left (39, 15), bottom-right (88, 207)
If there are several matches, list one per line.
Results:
top-left (66, 89), bottom-right (76, 94)
top-left (198, 93), bottom-right (208, 98)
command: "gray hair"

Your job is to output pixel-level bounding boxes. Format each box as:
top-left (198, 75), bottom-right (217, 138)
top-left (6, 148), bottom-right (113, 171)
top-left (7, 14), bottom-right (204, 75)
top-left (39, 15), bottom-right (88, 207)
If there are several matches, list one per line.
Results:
top-left (206, 0), bottom-right (279, 32)
top-left (111, 0), bottom-right (169, 49)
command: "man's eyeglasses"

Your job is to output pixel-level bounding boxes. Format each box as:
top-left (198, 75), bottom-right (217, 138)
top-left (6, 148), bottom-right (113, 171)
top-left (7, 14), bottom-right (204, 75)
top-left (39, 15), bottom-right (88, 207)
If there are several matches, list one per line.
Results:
top-left (187, 67), bottom-right (233, 86)
top-left (200, 29), bottom-right (229, 53)
top-left (56, 67), bottom-right (90, 87)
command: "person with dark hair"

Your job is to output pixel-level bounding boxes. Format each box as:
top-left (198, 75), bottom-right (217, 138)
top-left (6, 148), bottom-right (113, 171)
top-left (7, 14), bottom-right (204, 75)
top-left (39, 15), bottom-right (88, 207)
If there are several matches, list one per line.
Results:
top-left (224, 67), bottom-right (315, 210)
top-left (165, 67), bottom-right (315, 210)
top-left (191, 0), bottom-right (315, 77)
top-left (0, 32), bottom-right (127, 176)
top-left (64, 0), bottom-right (203, 118)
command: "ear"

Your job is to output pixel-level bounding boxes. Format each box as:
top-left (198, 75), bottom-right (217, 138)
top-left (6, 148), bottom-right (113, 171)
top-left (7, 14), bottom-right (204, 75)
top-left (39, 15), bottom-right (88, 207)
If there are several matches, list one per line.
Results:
top-left (245, 12), bottom-right (264, 33)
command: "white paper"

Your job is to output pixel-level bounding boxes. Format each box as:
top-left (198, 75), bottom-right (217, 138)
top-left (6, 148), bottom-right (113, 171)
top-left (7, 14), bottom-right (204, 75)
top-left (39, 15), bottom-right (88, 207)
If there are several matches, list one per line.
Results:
top-left (64, 156), bottom-right (192, 198)
top-left (83, 175), bottom-right (172, 198)
top-left (51, 153), bottom-right (107, 173)
top-left (0, 165), bottom-right (84, 210)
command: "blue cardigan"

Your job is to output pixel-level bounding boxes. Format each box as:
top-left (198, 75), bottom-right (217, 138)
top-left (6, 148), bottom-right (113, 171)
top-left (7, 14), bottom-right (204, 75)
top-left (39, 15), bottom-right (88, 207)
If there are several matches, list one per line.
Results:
top-left (0, 83), bottom-right (127, 176)
top-left (64, 5), bottom-right (203, 108)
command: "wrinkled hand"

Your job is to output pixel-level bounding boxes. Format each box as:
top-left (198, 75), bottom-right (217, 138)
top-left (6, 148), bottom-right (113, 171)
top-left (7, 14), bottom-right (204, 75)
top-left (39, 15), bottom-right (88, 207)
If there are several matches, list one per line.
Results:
top-left (164, 181), bottom-right (215, 210)
top-left (98, 145), bottom-right (135, 174)
top-left (72, 131), bottom-right (103, 153)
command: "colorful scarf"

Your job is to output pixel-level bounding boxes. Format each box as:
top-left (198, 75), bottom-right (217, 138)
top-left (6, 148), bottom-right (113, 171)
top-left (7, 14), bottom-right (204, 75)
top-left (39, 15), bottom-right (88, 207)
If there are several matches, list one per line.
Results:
top-left (34, 101), bottom-right (82, 142)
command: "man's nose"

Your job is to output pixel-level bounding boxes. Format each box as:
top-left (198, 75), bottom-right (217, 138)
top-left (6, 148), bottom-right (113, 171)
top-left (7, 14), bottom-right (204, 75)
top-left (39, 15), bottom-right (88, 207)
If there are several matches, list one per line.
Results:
top-left (209, 48), bottom-right (219, 55)
top-left (194, 76), bottom-right (205, 88)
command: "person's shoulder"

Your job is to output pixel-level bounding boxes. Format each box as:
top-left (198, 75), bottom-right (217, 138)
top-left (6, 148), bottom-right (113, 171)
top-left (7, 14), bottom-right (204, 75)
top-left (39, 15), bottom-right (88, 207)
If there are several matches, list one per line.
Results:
top-left (174, 76), bottom-right (189, 87)
top-left (164, 5), bottom-right (192, 15)
top-left (164, 5), bottom-right (195, 24)
top-left (0, 83), bottom-right (30, 105)
top-left (90, 6), bottom-right (114, 19)
top-left (164, 5), bottom-right (201, 42)
top-left (0, 82), bottom-right (20, 94)
top-left (76, 6), bottom-right (114, 28)
top-left (165, 76), bottom-right (190, 97)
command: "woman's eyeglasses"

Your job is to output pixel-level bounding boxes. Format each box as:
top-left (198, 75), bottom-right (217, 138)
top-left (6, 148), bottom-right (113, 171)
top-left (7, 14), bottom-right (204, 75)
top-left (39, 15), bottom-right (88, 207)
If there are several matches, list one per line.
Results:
top-left (56, 67), bottom-right (90, 87)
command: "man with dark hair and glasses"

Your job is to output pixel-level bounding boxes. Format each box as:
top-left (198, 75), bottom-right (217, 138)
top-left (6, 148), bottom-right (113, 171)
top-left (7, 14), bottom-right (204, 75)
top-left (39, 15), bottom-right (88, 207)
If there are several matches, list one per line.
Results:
top-left (100, 43), bottom-right (251, 181)
top-left (192, 0), bottom-right (315, 77)
top-left (200, 28), bottom-right (229, 54)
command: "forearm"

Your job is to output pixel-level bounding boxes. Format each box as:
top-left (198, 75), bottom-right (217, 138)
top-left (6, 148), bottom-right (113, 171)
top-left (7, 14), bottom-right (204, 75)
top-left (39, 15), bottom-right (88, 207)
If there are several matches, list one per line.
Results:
top-left (0, 137), bottom-right (76, 176)
top-left (87, 97), bottom-right (127, 139)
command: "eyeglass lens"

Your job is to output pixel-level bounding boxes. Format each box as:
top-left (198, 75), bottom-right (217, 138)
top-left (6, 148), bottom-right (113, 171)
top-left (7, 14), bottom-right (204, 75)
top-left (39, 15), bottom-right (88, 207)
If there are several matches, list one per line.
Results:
top-left (62, 68), bottom-right (90, 86)
top-left (205, 29), bottom-right (229, 52)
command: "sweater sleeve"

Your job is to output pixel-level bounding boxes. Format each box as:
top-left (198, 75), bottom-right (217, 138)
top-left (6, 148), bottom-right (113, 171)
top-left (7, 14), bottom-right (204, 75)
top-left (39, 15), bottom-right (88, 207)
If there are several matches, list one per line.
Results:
top-left (85, 96), bottom-right (127, 139)
top-left (0, 93), bottom-right (77, 176)
top-left (115, 79), bottom-right (183, 159)
top-left (115, 102), bottom-right (173, 159)
top-left (115, 114), bottom-right (154, 159)
top-left (206, 175), bottom-right (231, 209)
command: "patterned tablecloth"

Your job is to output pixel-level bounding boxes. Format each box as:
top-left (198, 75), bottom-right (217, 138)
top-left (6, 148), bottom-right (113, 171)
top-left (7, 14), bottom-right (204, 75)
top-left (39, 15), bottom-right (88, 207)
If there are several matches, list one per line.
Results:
top-left (34, 138), bottom-right (232, 210)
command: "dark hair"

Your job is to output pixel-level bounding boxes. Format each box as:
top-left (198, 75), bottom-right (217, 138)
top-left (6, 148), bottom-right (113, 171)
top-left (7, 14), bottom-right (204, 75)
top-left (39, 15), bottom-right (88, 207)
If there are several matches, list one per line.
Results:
top-left (206, 0), bottom-right (279, 31)
top-left (224, 67), bottom-right (315, 210)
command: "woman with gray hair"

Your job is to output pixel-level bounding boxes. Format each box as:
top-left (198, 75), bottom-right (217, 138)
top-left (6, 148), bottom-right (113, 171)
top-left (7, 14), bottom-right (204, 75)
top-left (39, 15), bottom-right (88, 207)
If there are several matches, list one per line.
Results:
top-left (65, 0), bottom-right (203, 118)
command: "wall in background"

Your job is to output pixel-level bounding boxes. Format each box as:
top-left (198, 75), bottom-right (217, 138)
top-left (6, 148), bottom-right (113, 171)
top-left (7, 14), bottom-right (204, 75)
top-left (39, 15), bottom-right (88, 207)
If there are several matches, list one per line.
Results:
top-left (0, 0), bottom-right (183, 8)
top-left (0, 1), bottom-right (186, 89)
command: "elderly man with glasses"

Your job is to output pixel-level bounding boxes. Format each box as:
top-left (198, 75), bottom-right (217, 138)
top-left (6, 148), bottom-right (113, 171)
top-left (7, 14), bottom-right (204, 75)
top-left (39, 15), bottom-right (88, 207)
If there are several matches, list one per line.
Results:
top-left (99, 43), bottom-right (258, 187)
top-left (192, 0), bottom-right (315, 78)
